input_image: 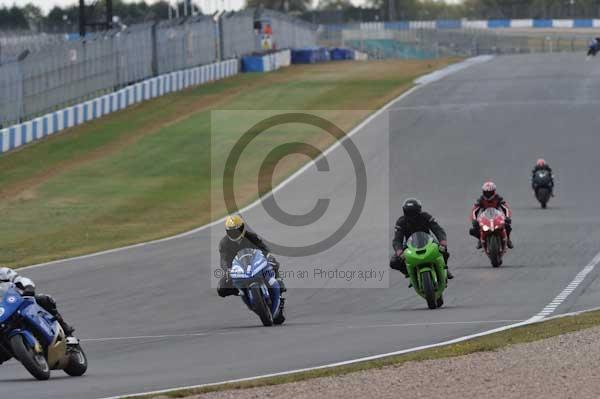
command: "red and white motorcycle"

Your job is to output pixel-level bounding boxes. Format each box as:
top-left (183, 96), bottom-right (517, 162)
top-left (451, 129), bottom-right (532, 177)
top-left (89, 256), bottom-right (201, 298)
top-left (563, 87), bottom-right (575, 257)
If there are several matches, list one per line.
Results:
top-left (477, 208), bottom-right (508, 268)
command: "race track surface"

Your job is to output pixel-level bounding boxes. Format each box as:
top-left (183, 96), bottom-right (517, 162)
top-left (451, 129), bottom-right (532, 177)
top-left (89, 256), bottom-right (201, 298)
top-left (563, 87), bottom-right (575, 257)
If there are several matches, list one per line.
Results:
top-left (4, 53), bottom-right (600, 398)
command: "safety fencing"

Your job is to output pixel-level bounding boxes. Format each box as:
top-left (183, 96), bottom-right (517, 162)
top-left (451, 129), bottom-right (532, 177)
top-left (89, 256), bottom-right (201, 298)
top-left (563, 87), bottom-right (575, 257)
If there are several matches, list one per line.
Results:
top-left (0, 9), bottom-right (317, 128)
top-left (324, 19), bottom-right (600, 32)
top-left (323, 23), bottom-right (594, 60)
top-left (0, 58), bottom-right (238, 154)
top-left (0, 31), bottom-right (64, 64)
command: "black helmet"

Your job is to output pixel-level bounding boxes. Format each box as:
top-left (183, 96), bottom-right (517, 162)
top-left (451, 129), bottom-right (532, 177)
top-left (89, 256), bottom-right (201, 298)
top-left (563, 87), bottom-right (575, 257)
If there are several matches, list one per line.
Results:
top-left (402, 198), bottom-right (422, 219)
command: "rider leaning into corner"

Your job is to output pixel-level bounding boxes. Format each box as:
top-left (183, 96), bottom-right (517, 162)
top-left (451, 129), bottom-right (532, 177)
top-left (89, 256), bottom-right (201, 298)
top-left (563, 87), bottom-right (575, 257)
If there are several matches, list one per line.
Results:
top-left (469, 181), bottom-right (513, 249)
top-left (389, 198), bottom-right (454, 280)
top-left (0, 267), bottom-right (75, 336)
top-left (217, 214), bottom-right (286, 298)
top-left (531, 158), bottom-right (554, 196)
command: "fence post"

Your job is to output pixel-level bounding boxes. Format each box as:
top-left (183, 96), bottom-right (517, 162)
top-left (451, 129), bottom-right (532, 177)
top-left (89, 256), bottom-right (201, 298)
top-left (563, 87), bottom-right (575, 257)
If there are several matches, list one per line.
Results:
top-left (151, 22), bottom-right (158, 77)
top-left (217, 15), bottom-right (224, 61)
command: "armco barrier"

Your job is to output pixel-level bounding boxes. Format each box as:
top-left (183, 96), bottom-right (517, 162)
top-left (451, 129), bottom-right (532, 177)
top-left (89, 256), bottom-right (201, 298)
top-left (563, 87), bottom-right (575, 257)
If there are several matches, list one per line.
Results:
top-left (0, 59), bottom-right (238, 154)
top-left (241, 50), bottom-right (291, 72)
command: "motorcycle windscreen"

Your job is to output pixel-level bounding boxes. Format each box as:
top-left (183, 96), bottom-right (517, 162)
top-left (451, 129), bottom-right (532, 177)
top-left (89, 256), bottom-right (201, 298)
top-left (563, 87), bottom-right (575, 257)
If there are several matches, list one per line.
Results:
top-left (481, 207), bottom-right (503, 220)
top-left (0, 282), bottom-right (23, 323)
top-left (406, 232), bottom-right (433, 250)
top-left (534, 171), bottom-right (551, 185)
top-left (231, 248), bottom-right (268, 278)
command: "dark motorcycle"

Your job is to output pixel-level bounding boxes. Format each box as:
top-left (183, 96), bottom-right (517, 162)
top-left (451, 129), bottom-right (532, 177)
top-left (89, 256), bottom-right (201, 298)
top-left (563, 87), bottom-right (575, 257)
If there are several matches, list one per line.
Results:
top-left (588, 41), bottom-right (599, 57)
top-left (532, 170), bottom-right (553, 209)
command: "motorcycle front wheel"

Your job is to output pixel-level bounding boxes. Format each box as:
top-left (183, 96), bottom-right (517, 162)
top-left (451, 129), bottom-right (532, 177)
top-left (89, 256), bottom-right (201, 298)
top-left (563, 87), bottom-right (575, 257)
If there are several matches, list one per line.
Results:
top-left (487, 236), bottom-right (502, 268)
top-left (250, 285), bottom-right (273, 326)
top-left (10, 335), bottom-right (50, 380)
top-left (422, 272), bottom-right (437, 310)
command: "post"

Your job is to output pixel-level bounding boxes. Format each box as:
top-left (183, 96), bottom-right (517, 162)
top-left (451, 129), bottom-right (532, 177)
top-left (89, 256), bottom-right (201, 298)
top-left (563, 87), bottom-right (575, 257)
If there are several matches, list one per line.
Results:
top-left (79, 0), bottom-right (86, 37)
top-left (151, 22), bottom-right (159, 76)
top-left (16, 50), bottom-right (29, 123)
top-left (107, 0), bottom-right (113, 30)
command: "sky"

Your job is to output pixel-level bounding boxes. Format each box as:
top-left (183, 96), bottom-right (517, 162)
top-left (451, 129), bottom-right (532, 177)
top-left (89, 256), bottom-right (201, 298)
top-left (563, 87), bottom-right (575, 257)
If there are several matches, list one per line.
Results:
top-left (1, 0), bottom-right (459, 16)
top-left (1, 0), bottom-right (246, 14)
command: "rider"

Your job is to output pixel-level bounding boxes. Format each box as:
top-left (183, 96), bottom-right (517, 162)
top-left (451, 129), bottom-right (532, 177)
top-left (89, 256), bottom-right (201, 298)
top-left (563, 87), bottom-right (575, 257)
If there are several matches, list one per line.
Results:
top-left (531, 158), bottom-right (554, 195)
top-left (0, 267), bottom-right (75, 336)
top-left (217, 214), bottom-right (286, 297)
top-left (470, 181), bottom-right (513, 249)
top-left (390, 198), bottom-right (454, 280)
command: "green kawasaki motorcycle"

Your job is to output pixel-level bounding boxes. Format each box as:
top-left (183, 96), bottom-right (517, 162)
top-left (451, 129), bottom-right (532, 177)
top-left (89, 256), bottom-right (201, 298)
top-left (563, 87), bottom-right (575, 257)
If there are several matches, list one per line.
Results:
top-left (403, 232), bottom-right (447, 309)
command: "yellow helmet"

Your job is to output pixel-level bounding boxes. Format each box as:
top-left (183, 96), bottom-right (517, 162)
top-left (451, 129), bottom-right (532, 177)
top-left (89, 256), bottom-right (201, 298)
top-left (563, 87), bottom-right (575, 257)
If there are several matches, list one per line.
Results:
top-left (225, 214), bottom-right (245, 241)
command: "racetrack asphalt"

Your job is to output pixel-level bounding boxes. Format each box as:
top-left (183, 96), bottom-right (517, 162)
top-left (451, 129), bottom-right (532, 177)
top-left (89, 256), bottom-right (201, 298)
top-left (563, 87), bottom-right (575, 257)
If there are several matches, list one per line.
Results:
top-left (3, 53), bottom-right (600, 398)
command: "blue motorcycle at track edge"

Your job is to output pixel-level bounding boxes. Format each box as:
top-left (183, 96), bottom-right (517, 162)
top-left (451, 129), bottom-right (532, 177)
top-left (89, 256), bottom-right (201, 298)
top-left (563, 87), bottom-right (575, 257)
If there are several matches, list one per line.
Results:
top-left (230, 248), bottom-right (285, 326)
top-left (0, 282), bottom-right (88, 380)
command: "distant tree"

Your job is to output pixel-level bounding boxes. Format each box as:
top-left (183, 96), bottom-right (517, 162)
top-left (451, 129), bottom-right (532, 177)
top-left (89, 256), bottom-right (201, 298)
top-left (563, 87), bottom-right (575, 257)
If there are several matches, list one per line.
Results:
top-left (247, 0), bottom-right (312, 13)
top-left (149, 1), bottom-right (171, 20)
top-left (0, 6), bottom-right (29, 30)
top-left (318, 0), bottom-right (353, 11)
top-left (22, 3), bottom-right (44, 31)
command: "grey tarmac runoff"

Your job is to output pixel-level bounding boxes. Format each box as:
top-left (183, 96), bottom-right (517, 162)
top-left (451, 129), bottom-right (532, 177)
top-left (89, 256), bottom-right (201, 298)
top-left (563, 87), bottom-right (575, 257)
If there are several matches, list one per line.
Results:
top-left (3, 53), bottom-right (600, 399)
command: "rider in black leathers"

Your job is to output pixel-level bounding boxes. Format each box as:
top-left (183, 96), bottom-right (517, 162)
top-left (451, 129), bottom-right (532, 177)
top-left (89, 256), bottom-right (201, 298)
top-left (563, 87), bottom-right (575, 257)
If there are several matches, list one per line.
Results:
top-left (531, 158), bottom-right (554, 196)
top-left (217, 214), bottom-right (286, 297)
top-left (389, 199), bottom-right (454, 280)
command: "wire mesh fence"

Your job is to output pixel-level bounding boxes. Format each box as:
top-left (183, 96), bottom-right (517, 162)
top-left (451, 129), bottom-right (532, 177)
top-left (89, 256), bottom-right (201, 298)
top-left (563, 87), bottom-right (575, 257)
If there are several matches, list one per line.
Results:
top-left (0, 10), bottom-right (317, 128)
top-left (0, 31), bottom-right (64, 64)
top-left (320, 26), bottom-right (594, 60)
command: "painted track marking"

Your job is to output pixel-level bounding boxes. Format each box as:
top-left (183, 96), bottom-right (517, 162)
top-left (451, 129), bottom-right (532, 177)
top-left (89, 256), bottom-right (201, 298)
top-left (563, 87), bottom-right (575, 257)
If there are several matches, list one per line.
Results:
top-left (530, 250), bottom-right (600, 322)
top-left (81, 319), bottom-right (523, 343)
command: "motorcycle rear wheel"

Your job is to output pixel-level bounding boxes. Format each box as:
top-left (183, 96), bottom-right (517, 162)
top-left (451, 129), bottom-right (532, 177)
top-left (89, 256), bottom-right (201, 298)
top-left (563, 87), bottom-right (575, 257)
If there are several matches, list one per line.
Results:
top-left (250, 285), bottom-right (273, 326)
top-left (10, 335), bottom-right (50, 380)
top-left (64, 344), bottom-right (88, 377)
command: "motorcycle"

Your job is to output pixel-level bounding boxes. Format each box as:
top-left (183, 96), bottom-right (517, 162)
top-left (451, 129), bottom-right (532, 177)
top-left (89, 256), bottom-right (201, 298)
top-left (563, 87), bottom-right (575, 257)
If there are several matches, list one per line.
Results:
top-left (0, 282), bottom-right (87, 380)
top-left (477, 208), bottom-right (508, 268)
top-left (230, 248), bottom-right (285, 326)
top-left (588, 41), bottom-right (599, 57)
top-left (403, 232), bottom-right (447, 310)
top-left (532, 170), bottom-right (553, 209)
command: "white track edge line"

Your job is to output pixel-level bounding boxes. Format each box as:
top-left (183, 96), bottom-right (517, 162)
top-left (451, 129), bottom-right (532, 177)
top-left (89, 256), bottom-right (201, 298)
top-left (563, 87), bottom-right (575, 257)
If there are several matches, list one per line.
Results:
top-left (529, 251), bottom-right (600, 322)
top-left (18, 56), bottom-right (494, 273)
top-left (99, 303), bottom-right (600, 399)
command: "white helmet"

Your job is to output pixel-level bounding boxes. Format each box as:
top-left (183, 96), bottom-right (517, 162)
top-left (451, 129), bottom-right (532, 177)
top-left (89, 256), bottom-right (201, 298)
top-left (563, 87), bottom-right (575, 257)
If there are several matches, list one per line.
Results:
top-left (0, 267), bottom-right (17, 283)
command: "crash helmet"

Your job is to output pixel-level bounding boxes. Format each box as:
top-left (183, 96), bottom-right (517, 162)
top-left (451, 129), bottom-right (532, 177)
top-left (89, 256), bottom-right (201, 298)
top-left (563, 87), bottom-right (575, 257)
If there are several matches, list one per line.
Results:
top-left (536, 158), bottom-right (546, 168)
top-left (225, 214), bottom-right (246, 242)
top-left (0, 267), bottom-right (17, 283)
top-left (482, 181), bottom-right (497, 200)
top-left (402, 198), bottom-right (422, 219)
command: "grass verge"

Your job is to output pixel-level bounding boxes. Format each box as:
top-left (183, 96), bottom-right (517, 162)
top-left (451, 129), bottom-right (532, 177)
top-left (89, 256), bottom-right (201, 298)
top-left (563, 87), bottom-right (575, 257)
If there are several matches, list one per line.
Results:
top-left (129, 309), bottom-right (600, 398)
top-left (0, 58), bottom-right (458, 268)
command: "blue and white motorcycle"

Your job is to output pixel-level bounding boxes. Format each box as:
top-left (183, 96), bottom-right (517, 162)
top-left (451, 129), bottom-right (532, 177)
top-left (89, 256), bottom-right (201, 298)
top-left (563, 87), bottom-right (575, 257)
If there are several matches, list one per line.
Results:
top-left (230, 248), bottom-right (285, 326)
top-left (0, 282), bottom-right (88, 380)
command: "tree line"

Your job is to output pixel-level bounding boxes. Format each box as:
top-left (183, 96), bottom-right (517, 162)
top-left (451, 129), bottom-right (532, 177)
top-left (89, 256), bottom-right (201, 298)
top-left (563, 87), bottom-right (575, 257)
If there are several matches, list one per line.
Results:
top-left (2, 0), bottom-right (600, 32)
top-left (0, 1), bottom-right (172, 33)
